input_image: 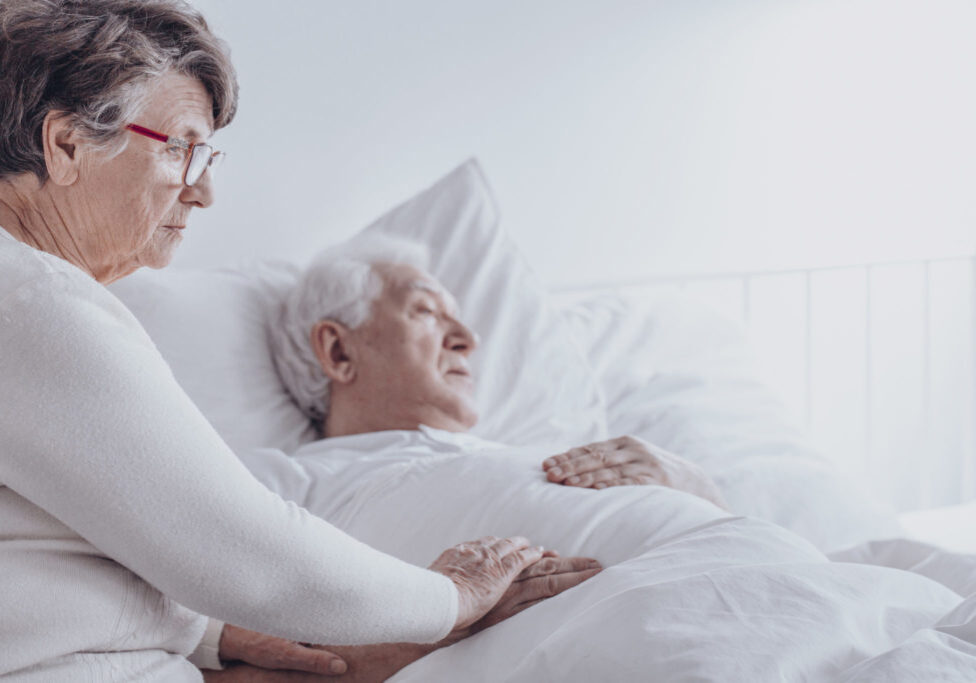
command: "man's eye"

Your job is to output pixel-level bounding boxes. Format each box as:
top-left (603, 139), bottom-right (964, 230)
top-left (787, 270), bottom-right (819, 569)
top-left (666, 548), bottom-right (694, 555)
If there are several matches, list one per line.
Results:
top-left (165, 145), bottom-right (185, 157)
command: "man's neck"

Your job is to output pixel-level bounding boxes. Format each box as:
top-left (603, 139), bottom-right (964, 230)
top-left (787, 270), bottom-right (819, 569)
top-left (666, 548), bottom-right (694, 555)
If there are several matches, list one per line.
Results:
top-left (324, 394), bottom-right (469, 438)
top-left (323, 410), bottom-right (419, 439)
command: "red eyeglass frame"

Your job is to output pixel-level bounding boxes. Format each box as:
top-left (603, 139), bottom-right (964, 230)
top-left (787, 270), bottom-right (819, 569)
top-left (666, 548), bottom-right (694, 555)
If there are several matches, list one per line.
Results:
top-left (125, 123), bottom-right (223, 187)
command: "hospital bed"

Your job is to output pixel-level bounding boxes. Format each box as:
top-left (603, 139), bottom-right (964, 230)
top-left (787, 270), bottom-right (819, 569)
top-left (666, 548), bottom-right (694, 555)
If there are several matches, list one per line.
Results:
top-left (108, 159), bottom-right (976, 681)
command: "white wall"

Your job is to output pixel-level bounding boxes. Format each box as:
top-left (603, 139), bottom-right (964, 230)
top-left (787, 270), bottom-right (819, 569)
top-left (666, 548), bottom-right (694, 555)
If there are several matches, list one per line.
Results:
top-left (181, 0), bottom-right (976, 287)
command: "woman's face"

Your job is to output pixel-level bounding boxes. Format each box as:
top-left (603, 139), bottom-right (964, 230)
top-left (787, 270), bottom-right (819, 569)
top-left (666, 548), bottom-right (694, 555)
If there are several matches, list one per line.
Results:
top-left (71, 72), bottom-right (216, 282)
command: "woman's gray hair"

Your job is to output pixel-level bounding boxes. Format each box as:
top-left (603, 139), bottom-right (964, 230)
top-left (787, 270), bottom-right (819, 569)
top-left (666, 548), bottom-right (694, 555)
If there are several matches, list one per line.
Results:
top-left (0, 0), bottom-right (238, 181)
top-left (271, 235), bottom-right (431, 433)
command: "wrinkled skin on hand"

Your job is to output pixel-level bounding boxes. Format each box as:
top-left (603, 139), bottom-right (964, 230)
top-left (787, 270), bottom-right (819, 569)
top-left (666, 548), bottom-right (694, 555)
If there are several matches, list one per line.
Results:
top-left (543, 435), bottom-right (729, 509)
top-left (456, 551), bottom-right (602, 635)
top-left (427, 535), bottom-right (545, 630)
top-left (204, 552), bottom-right (601, 683)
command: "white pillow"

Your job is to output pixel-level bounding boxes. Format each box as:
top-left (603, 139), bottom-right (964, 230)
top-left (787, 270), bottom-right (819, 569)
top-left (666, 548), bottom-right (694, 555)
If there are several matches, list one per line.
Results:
top-left (108, 262), bottom-right (317, 454)
top-left (110, 159), bottom-right (606, 453)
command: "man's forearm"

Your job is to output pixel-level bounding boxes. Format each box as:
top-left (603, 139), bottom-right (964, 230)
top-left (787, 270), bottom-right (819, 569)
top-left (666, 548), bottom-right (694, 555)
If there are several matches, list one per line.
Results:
top-left (202, 642), bottom-right (441, 683)
top-left (312, 642), bottom-right (440, 682)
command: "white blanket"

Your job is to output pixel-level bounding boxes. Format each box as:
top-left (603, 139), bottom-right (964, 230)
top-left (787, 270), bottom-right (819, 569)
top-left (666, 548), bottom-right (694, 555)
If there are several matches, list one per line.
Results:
top-left (241, 428), bottom-right (976, 681)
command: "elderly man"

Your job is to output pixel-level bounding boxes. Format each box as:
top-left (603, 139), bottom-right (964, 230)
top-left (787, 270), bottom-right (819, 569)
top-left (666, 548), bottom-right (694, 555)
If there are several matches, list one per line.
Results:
top-left (249, 237), bottom-right (976, 682)
top-left (218, 235), bottom-right (722, 680)
top-left (270, 236), bottom-right (727, 507)
top-left (207, 238), bottom-right (616, 680)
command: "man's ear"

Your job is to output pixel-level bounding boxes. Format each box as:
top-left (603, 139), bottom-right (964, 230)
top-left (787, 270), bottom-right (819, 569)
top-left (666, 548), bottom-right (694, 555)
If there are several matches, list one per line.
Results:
top-left (311, 319), bottom-right (357, 384)
top-left (42, 111), bottom-right (82, 186)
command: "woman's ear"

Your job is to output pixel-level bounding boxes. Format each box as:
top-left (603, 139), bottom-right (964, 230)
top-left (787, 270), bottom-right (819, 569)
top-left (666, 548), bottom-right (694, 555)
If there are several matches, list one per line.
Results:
top-left (311, 320), bottom-right (357, 384)
top-left (42, 111), bottom-right (82, 186)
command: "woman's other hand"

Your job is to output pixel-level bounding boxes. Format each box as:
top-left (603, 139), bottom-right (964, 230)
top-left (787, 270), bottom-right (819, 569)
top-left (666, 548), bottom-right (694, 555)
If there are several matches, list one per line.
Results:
top-left (427, 536), bottom-right (544, 630)
top-left (215, 624), bottom-right (347, 676)
top-left (543, 435), bottom-right (729, 509)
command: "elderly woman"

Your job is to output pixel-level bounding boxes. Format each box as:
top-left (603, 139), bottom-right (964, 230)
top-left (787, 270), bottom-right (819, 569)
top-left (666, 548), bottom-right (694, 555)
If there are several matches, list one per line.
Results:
top-left (0, 1), bottom-right (593, 681)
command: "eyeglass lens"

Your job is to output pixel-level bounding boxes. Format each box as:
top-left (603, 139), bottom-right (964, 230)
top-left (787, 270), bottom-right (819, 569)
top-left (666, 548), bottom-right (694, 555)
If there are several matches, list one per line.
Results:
top-left (185, 144), bottom-right (222, 187)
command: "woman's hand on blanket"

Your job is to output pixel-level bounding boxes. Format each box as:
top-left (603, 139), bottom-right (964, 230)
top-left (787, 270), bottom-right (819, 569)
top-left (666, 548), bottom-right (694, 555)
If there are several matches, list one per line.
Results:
top-left (215, 624), bottom-right (347, 676)
top-left (543, 435), bottom-right (729, 509)
top-left (454, 551), bottom-right (602, 636)
top-left (428, 535), bottom-right (546, 630)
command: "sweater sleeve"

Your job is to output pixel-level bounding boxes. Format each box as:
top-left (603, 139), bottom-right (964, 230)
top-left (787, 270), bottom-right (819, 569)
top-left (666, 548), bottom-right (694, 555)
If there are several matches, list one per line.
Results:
top-left (188, 618), bottom-right (225, 670)
top-left (0, 273), bottom-right (458, 645)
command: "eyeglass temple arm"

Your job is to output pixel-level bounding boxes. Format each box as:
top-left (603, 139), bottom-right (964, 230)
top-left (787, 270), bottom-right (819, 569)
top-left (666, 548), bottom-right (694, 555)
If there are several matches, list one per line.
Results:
top-left (126, 124), bottom-right (171, 144)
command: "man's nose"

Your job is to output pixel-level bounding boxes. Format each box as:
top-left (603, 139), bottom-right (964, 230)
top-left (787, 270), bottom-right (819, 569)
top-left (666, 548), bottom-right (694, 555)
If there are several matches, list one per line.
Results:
top-left (445, 320), bottom-right (478, 355)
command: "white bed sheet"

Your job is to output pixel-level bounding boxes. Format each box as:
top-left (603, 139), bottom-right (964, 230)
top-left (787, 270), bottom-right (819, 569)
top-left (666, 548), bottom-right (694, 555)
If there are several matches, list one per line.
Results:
top-left (241, 429), bottom-right (976, 682)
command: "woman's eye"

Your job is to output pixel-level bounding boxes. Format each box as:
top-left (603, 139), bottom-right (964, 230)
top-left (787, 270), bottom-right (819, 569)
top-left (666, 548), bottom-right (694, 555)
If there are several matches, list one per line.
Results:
top-left (165, 145), bottom-right (185, 157)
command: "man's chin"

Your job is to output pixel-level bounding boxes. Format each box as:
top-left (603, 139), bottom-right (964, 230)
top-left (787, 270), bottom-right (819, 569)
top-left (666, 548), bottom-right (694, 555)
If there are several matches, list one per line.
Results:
top-left (460, 410), bottom-right (478, 431)
top-left (458, 398), bottom-right (479, 430)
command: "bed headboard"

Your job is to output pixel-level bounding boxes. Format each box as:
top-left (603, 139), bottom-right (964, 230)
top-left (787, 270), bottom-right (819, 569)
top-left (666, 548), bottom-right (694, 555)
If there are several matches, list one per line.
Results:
top-left (555, 254), bottom-right (976, 513)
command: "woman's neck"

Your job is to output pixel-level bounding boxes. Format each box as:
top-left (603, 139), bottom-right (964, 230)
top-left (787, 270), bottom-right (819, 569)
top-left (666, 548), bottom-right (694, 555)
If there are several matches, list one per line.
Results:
top-left (0, 176), bottom-right (91, 274)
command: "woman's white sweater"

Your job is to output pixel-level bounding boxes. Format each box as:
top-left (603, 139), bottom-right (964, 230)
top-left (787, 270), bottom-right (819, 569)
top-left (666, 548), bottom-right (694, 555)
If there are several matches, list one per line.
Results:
top-left (0, 229), bottom-right (457, 681)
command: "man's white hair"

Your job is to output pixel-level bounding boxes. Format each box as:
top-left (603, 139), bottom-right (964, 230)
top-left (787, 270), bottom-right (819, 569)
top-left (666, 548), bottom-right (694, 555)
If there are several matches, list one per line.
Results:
top-left (271, 234), bottom-right (430, 430)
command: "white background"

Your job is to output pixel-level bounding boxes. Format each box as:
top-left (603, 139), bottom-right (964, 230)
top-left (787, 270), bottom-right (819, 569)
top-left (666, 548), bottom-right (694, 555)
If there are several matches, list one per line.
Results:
top-left (180, 0), bottom-right (976, 511)
top-left (182, 0), bottom-right (976, 287)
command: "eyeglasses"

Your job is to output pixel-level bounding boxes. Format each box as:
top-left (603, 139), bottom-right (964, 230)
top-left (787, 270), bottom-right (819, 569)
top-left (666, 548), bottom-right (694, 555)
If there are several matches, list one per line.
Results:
top-left (125, 123), bottom-right (225, 187)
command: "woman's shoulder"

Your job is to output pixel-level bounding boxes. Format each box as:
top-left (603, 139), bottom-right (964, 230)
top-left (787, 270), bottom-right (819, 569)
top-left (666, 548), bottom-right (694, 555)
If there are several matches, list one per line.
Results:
top-left (0, 232), bottom-right (144, 344)
top-left (0, 228), bottom-right (92, 300)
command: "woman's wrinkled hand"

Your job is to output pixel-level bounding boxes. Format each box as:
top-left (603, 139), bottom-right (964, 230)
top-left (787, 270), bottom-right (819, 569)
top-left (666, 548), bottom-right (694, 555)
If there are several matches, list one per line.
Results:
top-left (543, 435), bottom-right (729, 509)
top-left (428, 536), bottom-right (545, 630)
top-left (459, 551), bottom-right (602, 636)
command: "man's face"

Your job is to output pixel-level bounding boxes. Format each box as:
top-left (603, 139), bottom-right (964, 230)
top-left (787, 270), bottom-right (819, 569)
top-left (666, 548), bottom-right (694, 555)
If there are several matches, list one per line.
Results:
top-left (346, 262), bottom-right (479, 432)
